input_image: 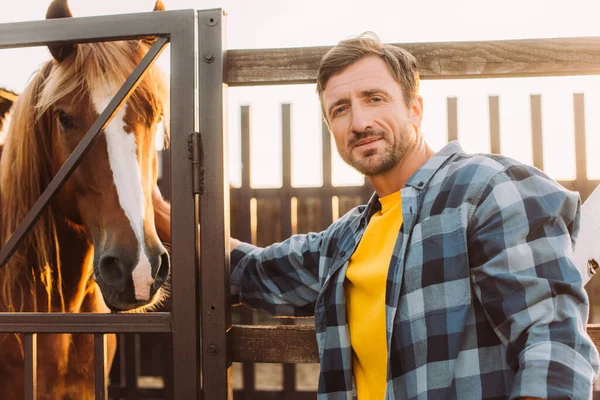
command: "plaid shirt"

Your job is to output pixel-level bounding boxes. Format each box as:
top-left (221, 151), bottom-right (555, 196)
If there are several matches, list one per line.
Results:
top-left (231, 141), bottom-right (599, 399)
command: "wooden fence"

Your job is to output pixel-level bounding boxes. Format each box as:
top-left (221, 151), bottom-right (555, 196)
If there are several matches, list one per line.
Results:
top-left (225, 36), bottom-right (600, 398)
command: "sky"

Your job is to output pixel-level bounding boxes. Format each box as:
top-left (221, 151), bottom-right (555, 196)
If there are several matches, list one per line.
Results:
top-left (1, 0), bottom-right (600, 187)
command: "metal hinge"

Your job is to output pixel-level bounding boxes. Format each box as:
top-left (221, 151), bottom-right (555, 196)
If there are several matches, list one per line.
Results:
top-left (188, 132), bottom-right (205, 195)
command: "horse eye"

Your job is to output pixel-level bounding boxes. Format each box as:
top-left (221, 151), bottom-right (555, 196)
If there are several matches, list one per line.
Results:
top-left (55, 110), bottom-right (74, 130)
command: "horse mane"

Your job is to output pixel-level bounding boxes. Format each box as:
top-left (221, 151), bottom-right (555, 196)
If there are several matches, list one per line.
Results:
top-left (0, 40), bottom-right (168, 312)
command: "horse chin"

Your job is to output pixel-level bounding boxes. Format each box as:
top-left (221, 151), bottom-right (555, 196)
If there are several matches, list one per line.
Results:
top-left (98, 281), bottom-right (170, 313)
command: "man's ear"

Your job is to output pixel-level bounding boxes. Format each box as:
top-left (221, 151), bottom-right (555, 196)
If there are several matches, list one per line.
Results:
top-left (410, 95), bottom-right (423, 131)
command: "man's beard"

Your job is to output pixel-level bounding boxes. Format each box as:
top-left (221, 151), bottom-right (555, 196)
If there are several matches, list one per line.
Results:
top-left (341, 127), bottom-right (414, 176)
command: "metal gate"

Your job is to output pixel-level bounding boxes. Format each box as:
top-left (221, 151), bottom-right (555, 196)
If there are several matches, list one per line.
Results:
top-left (0, 8), bottom-right (228, 399)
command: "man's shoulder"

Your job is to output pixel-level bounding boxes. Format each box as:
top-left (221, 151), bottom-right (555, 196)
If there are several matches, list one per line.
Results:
top-left (441, 150), bottom-right (558, 190)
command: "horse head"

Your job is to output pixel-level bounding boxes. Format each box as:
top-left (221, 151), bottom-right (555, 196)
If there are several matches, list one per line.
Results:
top-left (0, 0), bottom-right (170, 312)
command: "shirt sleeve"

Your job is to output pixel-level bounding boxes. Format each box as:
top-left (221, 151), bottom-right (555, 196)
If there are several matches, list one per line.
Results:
top-left (229, 232), bottom-right (324, 317)
top-left (468, 164), bottom-right (600, 399)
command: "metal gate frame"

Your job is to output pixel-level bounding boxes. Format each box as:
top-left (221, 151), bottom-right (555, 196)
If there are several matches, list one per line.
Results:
top-left (0, 8), bottom-right (230, 400)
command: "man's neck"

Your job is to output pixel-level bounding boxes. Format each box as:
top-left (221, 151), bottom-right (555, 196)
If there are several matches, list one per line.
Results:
top-left (368, 136), bottom-right (434, 197)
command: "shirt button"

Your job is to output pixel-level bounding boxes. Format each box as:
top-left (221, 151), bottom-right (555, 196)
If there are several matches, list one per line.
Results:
top-left (339, 250), bottom-right (346, 257)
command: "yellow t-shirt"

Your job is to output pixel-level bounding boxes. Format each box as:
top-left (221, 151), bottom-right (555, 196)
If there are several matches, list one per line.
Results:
top-left (345, 191), bottom-right (402, 400)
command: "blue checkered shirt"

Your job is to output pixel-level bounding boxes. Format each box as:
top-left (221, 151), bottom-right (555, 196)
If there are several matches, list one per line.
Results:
top-left (231, 141), bottom-right (600, 399)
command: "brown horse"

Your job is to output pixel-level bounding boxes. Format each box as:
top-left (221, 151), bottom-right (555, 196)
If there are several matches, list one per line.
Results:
top-left (0, 0), bottom-right (170, 398)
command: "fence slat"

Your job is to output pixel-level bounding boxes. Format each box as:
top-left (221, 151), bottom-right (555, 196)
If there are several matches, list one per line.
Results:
top-left (489, 96), bottom-right (501, 154)
top-left (574, 93), bottom-right (589, 197)
top-left (95, 334), bottom-right (108, 400)
top-left (321, 120), bottom-right (333, 225)
top-left (281, 104), bottom-right (297, 393)
top-left (530, 94), bottom-right (544, 171)
top-left (447, 97), bottom-right (458, 142)
top-left (238, 105), bottom-right (256, 396)
top-left (24, 333), bottom-right (37, 400)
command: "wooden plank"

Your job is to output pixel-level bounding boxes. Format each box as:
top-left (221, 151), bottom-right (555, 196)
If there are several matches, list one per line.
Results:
top-left (447, 97), bottom-right (458, 142)
top-left (231, 325), bottom-right (319, 364)
top-left (321, 120), bottom-right (333, 226)
top-left (280, 103), bottom-right (296, 393)
top-left (574, 93), bottom-right (589, 197)
top-left (530, 95), bottom-right (544, 171)
top-left (227, 37), bottom-right (600, 86)
top-left (489, 96), bottom-right (501, 154)
top-left (233, 390), bottom-right (316, 400)
top-left (237, 105), bottom-right (256, 395)
top-left (232, 324), bottom-right (600, 364)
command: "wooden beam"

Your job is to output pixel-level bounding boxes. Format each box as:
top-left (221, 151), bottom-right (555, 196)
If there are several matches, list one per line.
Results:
top-left (231, 324), bottom-right (319, 364)
top-left (231, 324), bottom-right (600, 364)
top-left (227, 36), bottom-right (600, 86)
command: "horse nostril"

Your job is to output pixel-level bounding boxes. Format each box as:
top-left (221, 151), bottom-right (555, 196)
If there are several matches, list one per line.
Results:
top-left (98, 255), bottom-right (126, 290)
top-left (154, 251), bottom-right (170, 287)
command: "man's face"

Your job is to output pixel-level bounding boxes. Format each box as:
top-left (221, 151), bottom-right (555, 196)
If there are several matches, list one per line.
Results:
top-left (322, 56), bottom-right (423, 176)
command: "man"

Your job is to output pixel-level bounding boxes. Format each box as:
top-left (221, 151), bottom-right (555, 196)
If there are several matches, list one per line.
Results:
top-left (227, 33), bottom-right (599, 399)
top-left (153, 33), bottom-right (599, 398)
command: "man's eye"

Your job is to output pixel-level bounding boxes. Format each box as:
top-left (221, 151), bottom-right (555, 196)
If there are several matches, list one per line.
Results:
top-left (370, 97), bottom-right (382, 103)
top-left (332, 106), bottom-right (347, 117)
top-left (55, 110), bottom-right (75, 130)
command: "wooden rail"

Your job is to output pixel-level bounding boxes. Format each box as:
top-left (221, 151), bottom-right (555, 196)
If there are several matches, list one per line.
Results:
top-left (227, 36), bottom-right (600, 86)
top-left (231, 324), bottom-right (600, 364)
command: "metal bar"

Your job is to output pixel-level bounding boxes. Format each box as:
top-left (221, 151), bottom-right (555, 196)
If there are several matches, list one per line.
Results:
top-left (0, 37), bottom-right (169, 269)
top-left (0, 10), bottom-right (193, 49)
top-left (125, 334), bottom-right (140, 399)
top-left (0, 313), bottom-right (171, 333)
top-left (489, 96), bottom-right (501, 154)
top-left (530, 95), bottom-right (544, 171)
top-left (280, 104), bottom-right (296, 393)
top-left (94, 334), bottom-right (108, 400)
top-left (169, 9), bottom-right (201, 400)
top-left (447, 97), bottom-right (458, 142)
top-left (239, 105), bottom-right (256, 396)
top-left (24, 333), bottom-right (37, 400)
top-left (162, 333), bottom-right (175, 400)
top-left (574, 93), bottom-right (588, 196)
top-left (160, 149), bottom-right (172, 202)
top-left (198, 9), bottom-right (231, 399)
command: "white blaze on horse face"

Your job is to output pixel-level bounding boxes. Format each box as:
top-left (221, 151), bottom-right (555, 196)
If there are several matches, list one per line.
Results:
top-left (93, 92), bottom-right (153, 301)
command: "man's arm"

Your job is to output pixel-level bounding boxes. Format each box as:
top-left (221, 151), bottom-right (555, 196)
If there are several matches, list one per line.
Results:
top-left (468, 164), bottom-right (599, 399)
top-left (230, 232), bottom-right (324, 317)
top-left (152, 185), bottom-right (324, 317)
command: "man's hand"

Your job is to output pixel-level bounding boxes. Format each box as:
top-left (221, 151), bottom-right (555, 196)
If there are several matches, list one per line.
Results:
top-left (230, 237), bottom-right (242, 251)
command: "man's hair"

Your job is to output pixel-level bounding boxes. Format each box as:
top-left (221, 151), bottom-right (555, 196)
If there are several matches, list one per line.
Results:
top-left (317, 32), bottom-right (420, 121)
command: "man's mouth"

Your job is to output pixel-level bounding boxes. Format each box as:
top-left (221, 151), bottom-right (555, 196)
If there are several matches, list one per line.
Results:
top-left (353, 137), bottom-right (381, 148)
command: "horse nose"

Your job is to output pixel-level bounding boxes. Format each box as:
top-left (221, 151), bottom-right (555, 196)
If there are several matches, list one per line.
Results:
top-left (153, 250), bottom-right (170, 289)
top-left (98, 254), bottom-right (129, 292)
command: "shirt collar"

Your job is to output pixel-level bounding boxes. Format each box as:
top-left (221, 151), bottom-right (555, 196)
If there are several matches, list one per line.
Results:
top-left (356, 141), bottom-right (465, 230)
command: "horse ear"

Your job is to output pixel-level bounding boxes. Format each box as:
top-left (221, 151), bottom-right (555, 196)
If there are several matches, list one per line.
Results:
top-left (141, 1), bottom-right (166, 47)
top-left (46, 0), bottom-right (76, 62)
top-left (153, 0), bottom-right (166, 11)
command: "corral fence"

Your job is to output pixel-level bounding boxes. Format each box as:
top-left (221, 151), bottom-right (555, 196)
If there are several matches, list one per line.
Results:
top-left (2, 6), bottom-right (600, 400)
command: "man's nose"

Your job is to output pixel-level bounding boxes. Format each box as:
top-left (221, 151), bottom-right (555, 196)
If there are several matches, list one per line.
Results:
top-left (350, 105), bottom-right (373, 133)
